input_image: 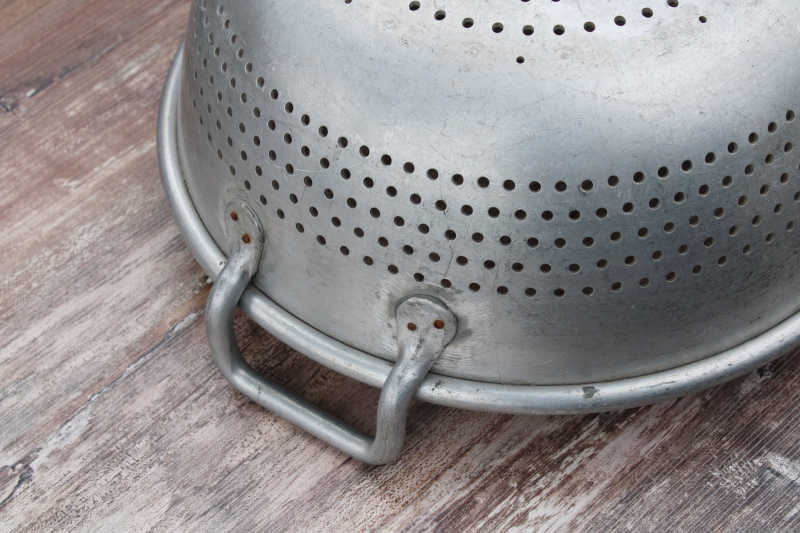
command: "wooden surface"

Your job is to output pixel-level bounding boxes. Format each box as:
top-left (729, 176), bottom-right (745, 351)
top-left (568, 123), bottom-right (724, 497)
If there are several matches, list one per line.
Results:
top-left (2, 1), bottom-right (800, 531)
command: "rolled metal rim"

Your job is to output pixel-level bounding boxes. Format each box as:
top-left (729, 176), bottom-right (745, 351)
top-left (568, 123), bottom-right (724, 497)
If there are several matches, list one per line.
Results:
top-left (158, 42), bottom-right (800, 415)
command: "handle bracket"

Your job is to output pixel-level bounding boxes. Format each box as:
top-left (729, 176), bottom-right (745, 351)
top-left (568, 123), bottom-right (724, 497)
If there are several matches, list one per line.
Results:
top-left (205, 200), bottom-right (456, 464)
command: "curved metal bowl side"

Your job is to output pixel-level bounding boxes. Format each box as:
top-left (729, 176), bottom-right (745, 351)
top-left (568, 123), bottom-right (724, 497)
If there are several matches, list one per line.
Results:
top-left (159, 42), bottom-right (800, 416)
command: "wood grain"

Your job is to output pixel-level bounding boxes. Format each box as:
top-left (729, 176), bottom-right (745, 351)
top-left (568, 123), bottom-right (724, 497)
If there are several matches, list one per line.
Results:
top-left (2, 1), bottom-right (800, 531)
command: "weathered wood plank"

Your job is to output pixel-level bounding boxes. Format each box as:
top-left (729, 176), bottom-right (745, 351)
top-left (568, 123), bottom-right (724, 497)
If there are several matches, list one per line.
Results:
top-left (2, 308), bottom-right (800, 532)
top-left (2, 0), bottom-right (800, 531)
top-left (0, 0), bottom-right (200, 464)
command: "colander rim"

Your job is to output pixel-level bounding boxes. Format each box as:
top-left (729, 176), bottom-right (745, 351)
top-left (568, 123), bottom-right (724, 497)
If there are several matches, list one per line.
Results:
top-left (159, 42), bottom-right (800, 415)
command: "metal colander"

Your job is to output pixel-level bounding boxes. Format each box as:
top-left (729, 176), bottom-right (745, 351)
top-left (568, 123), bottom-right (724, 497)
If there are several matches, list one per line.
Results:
top-left (159, 0), bottom-right (800, 463)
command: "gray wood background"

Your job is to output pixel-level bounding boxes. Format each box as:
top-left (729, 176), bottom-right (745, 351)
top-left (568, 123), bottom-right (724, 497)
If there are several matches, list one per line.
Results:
top-left (1, 0), bottom-right (799, 531)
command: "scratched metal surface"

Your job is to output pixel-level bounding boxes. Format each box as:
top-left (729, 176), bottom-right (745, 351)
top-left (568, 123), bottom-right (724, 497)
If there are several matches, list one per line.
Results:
top-left (178, 0), bottom-right (800, 385)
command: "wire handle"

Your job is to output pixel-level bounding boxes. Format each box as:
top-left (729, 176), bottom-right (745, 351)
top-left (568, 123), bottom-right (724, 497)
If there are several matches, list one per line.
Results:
top-left (205, 200), bottom-right (456, 464)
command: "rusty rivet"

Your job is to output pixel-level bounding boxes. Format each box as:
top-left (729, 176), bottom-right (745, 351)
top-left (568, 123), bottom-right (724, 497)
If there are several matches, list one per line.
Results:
top-left (230, 211), bottom-right (239, 221)
top-left (241, 233), bottom-right (251, 244)
top-left (407, 322), bottom-right (417, 331)
top-left (433, 319), bottom-right (444, 329)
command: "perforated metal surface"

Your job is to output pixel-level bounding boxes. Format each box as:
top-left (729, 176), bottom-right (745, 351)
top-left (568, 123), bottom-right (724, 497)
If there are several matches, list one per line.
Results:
top-left (176, 0), bottom-right (800, 385)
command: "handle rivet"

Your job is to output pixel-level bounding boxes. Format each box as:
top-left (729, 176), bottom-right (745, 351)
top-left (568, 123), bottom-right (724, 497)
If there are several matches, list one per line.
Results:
top-left (407, 322), bottom-right (417, 331)
top-left (242, 233), bottom-right (251, 244)
top-left (230, 211), bottom-right (238, 221)
top-left (433, 319), bottom-right (444, 329)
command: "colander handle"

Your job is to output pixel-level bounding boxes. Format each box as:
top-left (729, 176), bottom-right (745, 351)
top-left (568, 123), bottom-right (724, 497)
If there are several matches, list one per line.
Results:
top-left (205, 201), bottom-right (457, 464)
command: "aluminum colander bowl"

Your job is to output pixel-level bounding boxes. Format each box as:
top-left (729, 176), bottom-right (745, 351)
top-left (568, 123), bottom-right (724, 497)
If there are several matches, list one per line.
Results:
top-left (158, 0), bottom-right (800, 463)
